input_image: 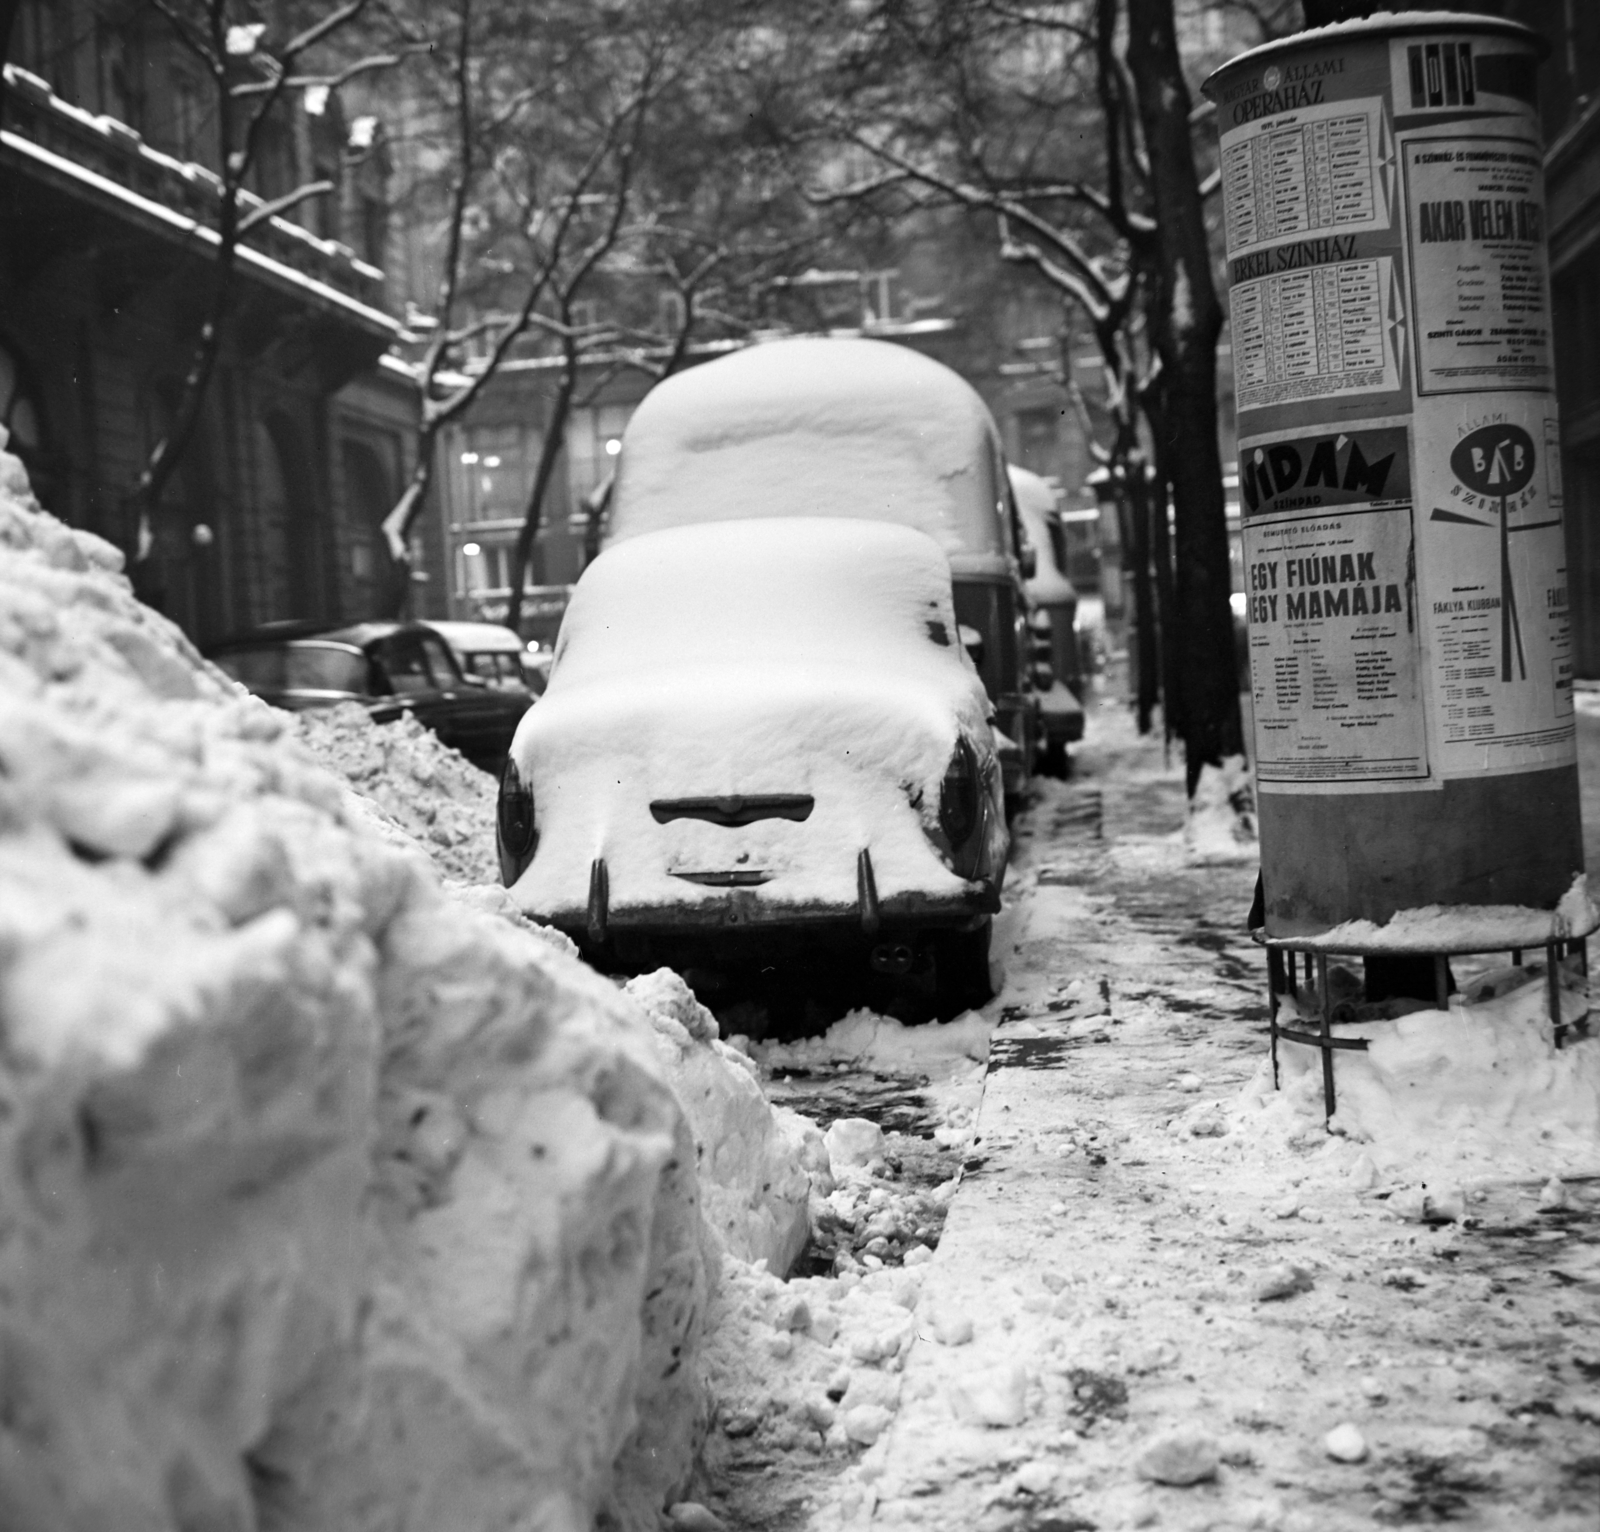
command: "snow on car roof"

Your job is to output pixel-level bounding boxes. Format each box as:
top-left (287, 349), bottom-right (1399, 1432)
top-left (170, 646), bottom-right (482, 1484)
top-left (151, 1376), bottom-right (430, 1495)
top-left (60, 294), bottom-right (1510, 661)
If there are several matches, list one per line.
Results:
top-left (1008, 465), bottom-right (1076, 605)
top-left (605, 337), bottom-right (1010, 561)
top-left (553, 515), bottom-right (969, 686)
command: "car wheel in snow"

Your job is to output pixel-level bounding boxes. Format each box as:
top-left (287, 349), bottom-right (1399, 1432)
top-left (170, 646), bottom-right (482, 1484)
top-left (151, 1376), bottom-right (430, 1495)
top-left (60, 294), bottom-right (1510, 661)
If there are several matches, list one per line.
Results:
top-left (933, 921), bottom-right (993, 1019)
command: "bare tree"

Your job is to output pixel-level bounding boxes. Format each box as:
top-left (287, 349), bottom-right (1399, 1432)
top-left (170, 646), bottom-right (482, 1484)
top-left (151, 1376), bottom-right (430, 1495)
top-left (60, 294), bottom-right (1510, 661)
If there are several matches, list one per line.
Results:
top-left (128, 0), bottom-right (393, 573)
top-left (791, 0), bottom-right (1265, 791)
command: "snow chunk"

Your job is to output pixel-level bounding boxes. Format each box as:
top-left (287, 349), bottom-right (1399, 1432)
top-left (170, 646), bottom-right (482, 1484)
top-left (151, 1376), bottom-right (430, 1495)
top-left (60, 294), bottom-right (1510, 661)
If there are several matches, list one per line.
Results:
top-left (626, 969), bottom-right (812, 1273)
top-left (294, 702), bottom-right (499, 886)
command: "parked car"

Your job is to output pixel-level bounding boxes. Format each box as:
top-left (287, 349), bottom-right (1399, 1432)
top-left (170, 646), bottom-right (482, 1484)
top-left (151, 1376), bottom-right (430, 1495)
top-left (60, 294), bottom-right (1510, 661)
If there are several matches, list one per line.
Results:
top-left (208, 621), bottom-right (531, 771)
top-left (498, 517), bottom-right (1009, 1018)
top-left (1009, 466), bottom-right (1086, 775)
top-left (599, 335), bottom-right (1039, 807)
top-left (421, 619), bottom-right (548, 696)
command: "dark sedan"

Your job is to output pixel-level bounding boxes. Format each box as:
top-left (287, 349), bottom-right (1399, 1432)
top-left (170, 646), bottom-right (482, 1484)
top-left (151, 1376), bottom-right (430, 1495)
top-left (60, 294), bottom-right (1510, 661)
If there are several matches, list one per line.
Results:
top-left (207, 621), bottom-right (531, 771)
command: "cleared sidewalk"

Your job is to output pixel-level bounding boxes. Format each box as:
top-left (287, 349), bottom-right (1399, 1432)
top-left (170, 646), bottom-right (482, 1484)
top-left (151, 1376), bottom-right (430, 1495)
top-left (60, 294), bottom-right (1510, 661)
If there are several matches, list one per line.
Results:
top-left (833, 705), bottom-right (1600, 1532)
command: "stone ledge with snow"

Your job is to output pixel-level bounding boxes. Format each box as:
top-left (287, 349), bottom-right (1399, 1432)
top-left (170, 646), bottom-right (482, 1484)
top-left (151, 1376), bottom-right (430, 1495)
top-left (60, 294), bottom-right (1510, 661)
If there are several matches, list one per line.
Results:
top-left (0, 457), bottom-right (717, 1531)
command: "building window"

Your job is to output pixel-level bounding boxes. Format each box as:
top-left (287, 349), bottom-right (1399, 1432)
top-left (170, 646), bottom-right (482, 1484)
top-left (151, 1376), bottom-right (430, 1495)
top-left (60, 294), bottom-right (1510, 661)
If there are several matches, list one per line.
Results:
top-left (15, 0), bottom-right (66, 95)
top-left (97, 18), bottom-right (145, 130)
top-left (657, 289), bottom-right (686, 335)
top-left (454, 424), bottom-right (538, 525)
top-left (1014, 406), bottom-right (1061, 470)
top-left (173, 70), bottom-right (210, 162)
top-left (360, 193), bottom-right (386, 268)
top-left (458, 539), bottom-right (539, 595)
top-left (565, 402), bottom-right (633, 504)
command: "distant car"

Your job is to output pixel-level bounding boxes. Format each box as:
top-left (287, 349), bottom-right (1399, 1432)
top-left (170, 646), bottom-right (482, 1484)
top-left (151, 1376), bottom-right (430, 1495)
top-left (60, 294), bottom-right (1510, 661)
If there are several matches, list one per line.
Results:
top-left (208, 620), bottom-right (531, 771)
top-left (599, 335), bottom-right (1039, 808)
top-left (1010, 466), bottom-right (1085, 775)
top-left (498, 517), bottom-right (1010, 1018)
top-left (421, 619), bottom-right (548, 695)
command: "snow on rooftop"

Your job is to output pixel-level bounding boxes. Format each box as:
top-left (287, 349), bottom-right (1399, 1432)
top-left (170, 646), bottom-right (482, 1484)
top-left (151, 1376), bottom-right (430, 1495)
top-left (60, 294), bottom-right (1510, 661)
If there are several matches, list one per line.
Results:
top-left (605, 336), bottom-right (1010, 562)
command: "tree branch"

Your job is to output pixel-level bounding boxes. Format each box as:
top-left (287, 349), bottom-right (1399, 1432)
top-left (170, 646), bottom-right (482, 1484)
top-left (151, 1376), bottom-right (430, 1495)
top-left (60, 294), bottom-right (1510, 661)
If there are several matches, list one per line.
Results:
top-left (236, 178), bottom-right (334, 233)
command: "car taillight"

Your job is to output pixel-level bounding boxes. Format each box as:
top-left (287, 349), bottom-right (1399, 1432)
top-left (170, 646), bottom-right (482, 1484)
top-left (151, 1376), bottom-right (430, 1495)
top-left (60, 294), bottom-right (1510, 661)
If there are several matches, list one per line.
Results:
top-left (939, 737), bottom-right (980, 847)
top-left (497, 757), bottom-right (538, 884)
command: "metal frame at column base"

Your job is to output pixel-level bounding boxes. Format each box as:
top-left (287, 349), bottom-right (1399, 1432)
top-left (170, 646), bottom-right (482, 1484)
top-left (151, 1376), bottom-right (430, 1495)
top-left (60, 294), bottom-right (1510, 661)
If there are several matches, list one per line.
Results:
top-left (1257, 932), bottom-right (1592, 1122)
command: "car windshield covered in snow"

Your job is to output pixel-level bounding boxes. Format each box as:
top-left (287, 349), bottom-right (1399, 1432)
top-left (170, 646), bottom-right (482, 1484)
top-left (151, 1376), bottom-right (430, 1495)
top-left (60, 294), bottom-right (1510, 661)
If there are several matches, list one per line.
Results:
top-left (604, 337), bottom-right (1014, 567)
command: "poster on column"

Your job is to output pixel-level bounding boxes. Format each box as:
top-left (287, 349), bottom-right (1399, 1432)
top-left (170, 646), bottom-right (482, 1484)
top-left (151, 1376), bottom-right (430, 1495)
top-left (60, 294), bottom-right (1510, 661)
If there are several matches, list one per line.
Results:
top-left (1239, 420), bottom-right (1431, 790)
top-left (1402, 133), bottom-right (1553, 394)
top-left (1413, 393), bottom-right (1575, 778)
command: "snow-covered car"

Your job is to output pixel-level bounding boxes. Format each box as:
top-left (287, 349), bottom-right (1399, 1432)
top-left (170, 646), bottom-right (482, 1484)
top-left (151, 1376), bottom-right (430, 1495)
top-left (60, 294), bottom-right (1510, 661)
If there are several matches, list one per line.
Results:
top-left (208, 620), bottom-right (530, 770)
top-left (498, 517), bottom-right (1009, 1016)
top-left (421, 619), bottom-right (547, 695)
top-left (1010, 465), bottom-right (1085, 774)
top-left (599, 335), bottom-right (1039, 805)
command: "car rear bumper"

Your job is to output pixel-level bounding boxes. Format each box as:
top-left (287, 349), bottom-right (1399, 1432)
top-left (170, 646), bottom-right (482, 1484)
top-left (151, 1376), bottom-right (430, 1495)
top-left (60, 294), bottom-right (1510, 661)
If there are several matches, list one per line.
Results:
top-left (531, 869), bottom-right (1001, 950)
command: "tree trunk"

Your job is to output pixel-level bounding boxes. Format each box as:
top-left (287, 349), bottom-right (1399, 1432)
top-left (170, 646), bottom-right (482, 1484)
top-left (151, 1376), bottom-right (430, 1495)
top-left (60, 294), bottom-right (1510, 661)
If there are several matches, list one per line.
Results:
top-left (1125, 0), bottom-right (1243, 793)
top-left (504, 358), bottom-right (578, 633)
top-left (1125, 464), bottom-right (1161, 735)
top-left (1147, 465), bottom-right (1180, 745)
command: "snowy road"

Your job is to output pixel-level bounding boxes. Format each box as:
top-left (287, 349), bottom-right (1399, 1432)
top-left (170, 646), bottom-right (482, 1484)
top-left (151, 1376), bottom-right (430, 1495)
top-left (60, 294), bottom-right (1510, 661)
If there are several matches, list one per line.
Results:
top-left (700, 703), bottom-right (1600, 1532)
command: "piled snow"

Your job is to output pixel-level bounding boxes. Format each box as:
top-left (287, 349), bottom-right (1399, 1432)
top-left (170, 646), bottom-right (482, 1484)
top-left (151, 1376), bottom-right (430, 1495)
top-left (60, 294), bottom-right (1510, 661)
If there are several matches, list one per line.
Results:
top-left (626, 969), bottom-right (817, 1273)
top-left (0, 455), bottom-right (716, 1530)
top-left (1183, 752), bottom-right (1258, 863)
top-left (1296, 871), bottom-right (1599, 952)
top-left (1274, 964), bottom-right (1600, 1183)
top-left (510, 518), bottom-right (1004, 921)
top-left (294, 701), bottom-right (499, 885)
top-left (606, 335), bottom-right (1009, 563)
top-left (1174, 963), bottom-right (1600, 1189)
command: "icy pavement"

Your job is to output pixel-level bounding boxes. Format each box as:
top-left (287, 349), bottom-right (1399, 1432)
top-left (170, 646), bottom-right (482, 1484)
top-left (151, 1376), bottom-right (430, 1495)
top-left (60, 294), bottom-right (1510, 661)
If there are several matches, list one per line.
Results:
top-left (705, 704), bottom-right (1600, 1532)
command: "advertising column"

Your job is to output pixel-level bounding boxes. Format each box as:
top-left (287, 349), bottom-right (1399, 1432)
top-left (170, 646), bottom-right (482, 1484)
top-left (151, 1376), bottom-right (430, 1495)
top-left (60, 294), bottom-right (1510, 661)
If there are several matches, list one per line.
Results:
top-left (1204, 16), bottom-right (1586, 940)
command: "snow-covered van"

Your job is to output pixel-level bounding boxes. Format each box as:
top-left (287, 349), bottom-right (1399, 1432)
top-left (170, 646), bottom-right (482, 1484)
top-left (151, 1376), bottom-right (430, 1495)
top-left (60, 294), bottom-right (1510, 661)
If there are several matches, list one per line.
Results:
top-left (600, 336), bottom-right (1039, 802)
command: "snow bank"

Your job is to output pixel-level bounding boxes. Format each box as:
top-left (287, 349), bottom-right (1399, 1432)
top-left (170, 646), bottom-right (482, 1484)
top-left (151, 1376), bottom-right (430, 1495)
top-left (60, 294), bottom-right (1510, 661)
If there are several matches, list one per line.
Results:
top-left (607, 336), bottom-right (1008, 562)
top-left (1179, 962), bottom-right (1600, 1189)
top-left (294, 701), bottom-right (499, 886)
top-left (0, 456), bottom-right (712, 1530)
top-left (1273, 965), bottom-right (1600, 1183)
top-left (1184, 753), bottom-right (1258, 863)
top-left (510, 518), bottom-right (1001, 919)
top-left (626, 968), bottom-right (815, 1273)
